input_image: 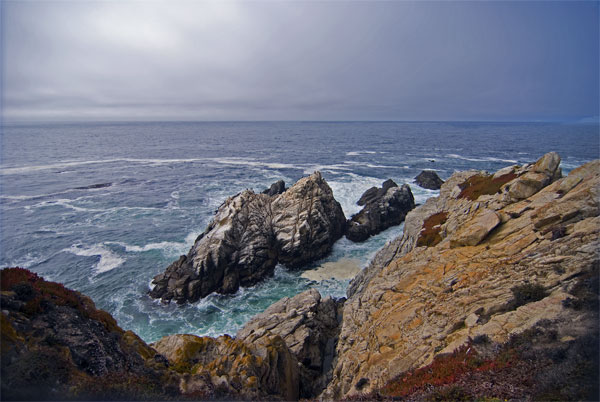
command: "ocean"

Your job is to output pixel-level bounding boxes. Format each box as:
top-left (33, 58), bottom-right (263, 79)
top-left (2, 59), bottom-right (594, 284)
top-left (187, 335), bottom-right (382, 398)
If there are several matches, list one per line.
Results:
top-left (1, 121), bottom-right (598, 343)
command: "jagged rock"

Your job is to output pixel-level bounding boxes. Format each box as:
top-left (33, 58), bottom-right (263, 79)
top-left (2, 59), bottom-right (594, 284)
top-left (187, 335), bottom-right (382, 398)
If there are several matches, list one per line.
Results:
top-left (150, 172), bottom-right (346, 303)
top-left (346, 181), bottom-right (415, 242)
top-left (324, 153), bottom-right (599, 399)
top-left (357, 179), bottom-right (398, 206)
top-left (152, 333), bottom-right (299, 401)
top-left (262, 179), bottom-right (286, 196)
top-left (414, 170), bottom-right (444, 190)
top-left (237, 288), bottom-right (344, 398)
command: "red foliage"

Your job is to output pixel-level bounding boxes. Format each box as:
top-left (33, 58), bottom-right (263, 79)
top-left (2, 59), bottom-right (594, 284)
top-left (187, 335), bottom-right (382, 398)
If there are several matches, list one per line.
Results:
top-left (380, 343), bottom-right (516, 398)
top-left (1, 267), bottom-right (40, 291)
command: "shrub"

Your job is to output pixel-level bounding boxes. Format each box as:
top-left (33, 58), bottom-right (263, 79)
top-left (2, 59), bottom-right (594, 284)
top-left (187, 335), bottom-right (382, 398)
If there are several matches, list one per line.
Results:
top-left (508, 283), bottom-right (548, 310)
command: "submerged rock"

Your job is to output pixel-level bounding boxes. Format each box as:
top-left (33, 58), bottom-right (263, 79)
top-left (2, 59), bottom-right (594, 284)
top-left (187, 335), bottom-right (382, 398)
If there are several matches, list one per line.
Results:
top-left (150, 172), bottom-right (346, 303)
top-left (346, 180), bottom-right (415, 242)
top-left (414, 170), bottom-right (444, 190)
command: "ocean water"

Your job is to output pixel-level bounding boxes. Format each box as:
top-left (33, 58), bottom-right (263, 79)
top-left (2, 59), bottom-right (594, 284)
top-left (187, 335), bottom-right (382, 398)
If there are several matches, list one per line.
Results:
top-left (1, 121), bottom-right (598, 343)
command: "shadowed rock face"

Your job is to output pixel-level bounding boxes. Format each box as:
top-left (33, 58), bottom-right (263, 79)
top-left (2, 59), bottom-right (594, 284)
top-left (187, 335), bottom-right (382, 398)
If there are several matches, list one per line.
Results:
top-left (346, 180), bottom-right (415, 242)
top-left (237, 288), bottom-right (345, 398)
top-left (150, 172), bottom-right (346, 303)
top-left (414, 170), bottom-right (444, 190)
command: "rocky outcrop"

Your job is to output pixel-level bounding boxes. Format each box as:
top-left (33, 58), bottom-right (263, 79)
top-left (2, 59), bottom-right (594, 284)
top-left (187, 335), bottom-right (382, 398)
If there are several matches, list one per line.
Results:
top-left (414, 170), bottom-right (444, 190)
top-left (152, 333), bottom-right (299, 400)
top-left (346, 180), bottom-right (415, 242)
top-left (324, 153), bottom-right (600, 399)
top-left (150, 172), bottom-right (346, 303)
top-left (0, 268), bottom-right (182, 400)
top-left (237, 288), bottom-right (344, 398)
top-left (262, 179), bottom-right (286, 196)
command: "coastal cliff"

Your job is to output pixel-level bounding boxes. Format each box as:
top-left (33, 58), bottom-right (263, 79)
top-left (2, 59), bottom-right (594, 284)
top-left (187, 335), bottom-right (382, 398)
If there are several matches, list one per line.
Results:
top-left (2, 152), bottom-right (598, 401)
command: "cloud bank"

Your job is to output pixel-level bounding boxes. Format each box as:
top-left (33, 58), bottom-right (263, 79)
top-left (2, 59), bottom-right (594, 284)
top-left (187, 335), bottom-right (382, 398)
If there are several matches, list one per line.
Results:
top-left (2, 1), bottom-right (598, 122)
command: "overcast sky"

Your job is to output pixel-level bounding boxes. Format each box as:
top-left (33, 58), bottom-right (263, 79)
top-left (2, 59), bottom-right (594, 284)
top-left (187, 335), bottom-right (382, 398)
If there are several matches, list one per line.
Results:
top-left (2, 1), bottom-right (598, 122)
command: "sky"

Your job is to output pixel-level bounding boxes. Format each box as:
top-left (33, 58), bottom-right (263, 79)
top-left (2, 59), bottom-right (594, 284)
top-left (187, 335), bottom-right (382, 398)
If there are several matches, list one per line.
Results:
top-left (1, 1), bottom-right (598, 122)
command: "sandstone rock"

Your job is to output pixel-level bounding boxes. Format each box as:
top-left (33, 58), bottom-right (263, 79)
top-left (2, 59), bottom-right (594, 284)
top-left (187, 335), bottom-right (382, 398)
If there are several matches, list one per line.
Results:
top-left (414, 170), bottom-right (444, 190)
top-left (449, 208), bottom-right (501, 247)
top-left (324, 154), bottom-right (599, 399)
top-left (150, 172), bottom-right (346, 303)
top-left (346, 182), bottom-right (415, 242)
top-left (237, 288), bottom-right (344, 398)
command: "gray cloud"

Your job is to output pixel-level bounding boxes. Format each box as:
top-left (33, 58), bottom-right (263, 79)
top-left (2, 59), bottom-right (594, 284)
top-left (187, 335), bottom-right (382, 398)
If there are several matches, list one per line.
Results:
top-left (2, 1), bottom-right (598, 122)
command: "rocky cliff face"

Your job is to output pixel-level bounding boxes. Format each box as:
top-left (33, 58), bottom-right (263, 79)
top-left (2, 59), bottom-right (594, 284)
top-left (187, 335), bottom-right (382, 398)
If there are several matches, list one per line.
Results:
top-left (324, 153), bottom-right (600, 399)
top-left (150, 172), bottom-right (346, 303)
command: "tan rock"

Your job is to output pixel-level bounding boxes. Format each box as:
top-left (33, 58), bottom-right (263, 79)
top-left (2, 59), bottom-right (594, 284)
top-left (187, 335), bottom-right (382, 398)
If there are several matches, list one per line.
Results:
top-left (324, 155), bottom-right (599, 400)
top-left (450, 209), bottom-right (501, 247)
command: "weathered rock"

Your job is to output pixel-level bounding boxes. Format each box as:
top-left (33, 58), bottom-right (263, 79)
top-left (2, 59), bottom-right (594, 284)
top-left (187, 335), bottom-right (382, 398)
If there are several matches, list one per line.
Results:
top-left (237, 288), bottom-right (344, 398)
top-left (271, 172), bottom-right (346, 268)
top-left (324, 154), bottom-right (599, 399)
top-left (346, 181), bottom-right (415, 242)
top-left (150, 172), bottom-right (346, 303)
top-left (152, 333), bottom-right (299, 401)
top-left (414, 170), bottom-right (444, 190)
top-left (449, 208), bottom-right (500, 247)
top-left (262, 179), bottom-right (286, 196)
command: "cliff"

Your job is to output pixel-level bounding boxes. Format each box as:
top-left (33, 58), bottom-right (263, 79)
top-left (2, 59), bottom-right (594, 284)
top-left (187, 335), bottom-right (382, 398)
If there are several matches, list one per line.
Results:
top-left (324, 153), bottom-right (599, 400)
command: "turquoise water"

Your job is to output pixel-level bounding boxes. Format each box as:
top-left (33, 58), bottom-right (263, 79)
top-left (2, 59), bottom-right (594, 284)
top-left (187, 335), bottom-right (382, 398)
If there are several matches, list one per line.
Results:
top-left (1, 121), bottom-right (597, 342)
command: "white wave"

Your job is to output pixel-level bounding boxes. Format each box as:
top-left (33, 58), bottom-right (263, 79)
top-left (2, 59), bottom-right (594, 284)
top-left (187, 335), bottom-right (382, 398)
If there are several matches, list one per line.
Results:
top-left (302, 164), bottom-right (353, 175)
top-left (210, 157), bottom-right (299, 171)
top-left (328, 175), bottom-right (384, 217)
top-left (0, 157), bottom-right (211, 175)
top-left (346, 151), bottom-right (377, 156)
top-left (63, 244), bottom-right (124, 273)
top-left (446, 154), bottom-right (517, 164)
top-left (1, 252), bottom-right (49, 269)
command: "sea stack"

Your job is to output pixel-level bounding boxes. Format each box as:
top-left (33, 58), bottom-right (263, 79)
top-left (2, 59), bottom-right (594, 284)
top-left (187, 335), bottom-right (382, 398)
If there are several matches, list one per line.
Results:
top-left (149, 172), bottom-right (346, 303)
top-left (346, 179), bottom-right (415, 242)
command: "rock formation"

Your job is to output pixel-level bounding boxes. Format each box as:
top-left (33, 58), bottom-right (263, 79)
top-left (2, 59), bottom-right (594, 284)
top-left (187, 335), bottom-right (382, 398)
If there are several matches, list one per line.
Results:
top-left (414, 170), bottom-right (444, 190)
top-left (324, 152), bottom-right (600, 399)
top-left (236, 288), bottom-right (344, 397)
top-left (150, 172), bottom-right (346, 303)
top-left (262, 179), bottom-right (286, 196)
top-left (346, 179), bottom-right (415, 242)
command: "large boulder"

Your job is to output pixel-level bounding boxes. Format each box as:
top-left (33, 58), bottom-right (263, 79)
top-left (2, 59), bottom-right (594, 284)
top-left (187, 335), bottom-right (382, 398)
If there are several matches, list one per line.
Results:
top-left (414, 170), bottom-right (444, 190)
top-left (150, 172), bottom-right (346, 303)
top-left (237, 288), bottom-right (344, 398)
top-left (346, 180), bottom-right (415, 242)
